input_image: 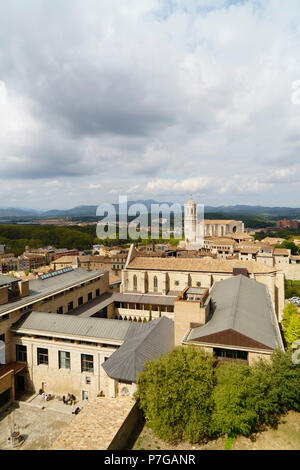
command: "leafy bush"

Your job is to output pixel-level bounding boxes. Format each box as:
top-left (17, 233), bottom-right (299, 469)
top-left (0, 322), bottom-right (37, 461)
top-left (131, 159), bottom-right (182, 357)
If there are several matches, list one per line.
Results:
top-left (136, 346), bottom-right (216, 443)
top-left (281, 303), bottom-right (300, 346)
top-left (211, 363), bottom-right (257, 437)
top-left (267, 350), bottom-right (300, 413)
top-left (136, 348), bottom-right (300, 444)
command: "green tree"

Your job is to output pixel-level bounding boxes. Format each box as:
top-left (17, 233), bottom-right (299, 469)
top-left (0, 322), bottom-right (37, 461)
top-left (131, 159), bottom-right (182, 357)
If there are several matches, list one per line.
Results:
top-left (281, 303), bottom-right (300, 346)
top-left (136, 346), bottom-right (216, 443)
top-left (212, 363), bottom-right (258, 438)
top-left (276, 241), bottom-right (299, 255)
top-left (268, 349), bottom-right (300, 412)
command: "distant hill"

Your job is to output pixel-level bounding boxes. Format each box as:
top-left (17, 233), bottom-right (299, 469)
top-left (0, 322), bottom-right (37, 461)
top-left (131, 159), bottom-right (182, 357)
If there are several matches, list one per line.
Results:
top-left (0, 207), bottom-right (42, 217)
top-left (1, 203), bottom-right (300, 220)
top-left (205, 205), bottom-right (300, 218)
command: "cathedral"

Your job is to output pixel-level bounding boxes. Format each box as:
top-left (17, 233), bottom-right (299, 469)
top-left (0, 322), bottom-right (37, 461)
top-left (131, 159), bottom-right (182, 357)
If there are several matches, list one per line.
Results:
top-left (184, 196), bottom-right (245, 250)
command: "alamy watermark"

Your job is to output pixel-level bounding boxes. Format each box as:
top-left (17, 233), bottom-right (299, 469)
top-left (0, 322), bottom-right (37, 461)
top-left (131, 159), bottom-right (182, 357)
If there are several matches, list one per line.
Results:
top-left (291, 80), bottom-right (300, 104)
top-left (292, 340), bottom-right (300, 365)
top-left (96, 195), bottom-right (204, 242)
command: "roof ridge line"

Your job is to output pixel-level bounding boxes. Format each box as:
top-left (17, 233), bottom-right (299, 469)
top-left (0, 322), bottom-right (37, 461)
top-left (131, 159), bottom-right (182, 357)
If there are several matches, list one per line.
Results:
top-left (127, 317), bottom-right (164, 352)
top-left (231, 275), bottom-right (243, 328)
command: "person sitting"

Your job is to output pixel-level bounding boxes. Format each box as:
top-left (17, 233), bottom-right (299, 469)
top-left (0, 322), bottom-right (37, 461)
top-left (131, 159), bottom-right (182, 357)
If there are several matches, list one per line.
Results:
top-left (72, 407), bottom-right (81, 415)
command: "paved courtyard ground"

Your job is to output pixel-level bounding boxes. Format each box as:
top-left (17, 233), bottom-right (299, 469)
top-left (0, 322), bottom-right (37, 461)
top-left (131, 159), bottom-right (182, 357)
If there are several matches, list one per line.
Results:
top-left (0, 394), bottom-right (87, 450)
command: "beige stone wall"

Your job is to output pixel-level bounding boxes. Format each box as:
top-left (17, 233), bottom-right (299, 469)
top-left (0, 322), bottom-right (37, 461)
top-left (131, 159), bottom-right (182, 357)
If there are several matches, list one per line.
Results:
top-left (14, 336), bottom-right (117, 400)
top-left (279, 264), bottom-right (300, 281)
top-left (122, 270), bottom-right (213, 295)
top-left (108, 401), bottom-right (142, 450)
top-left (248, 351), bottom-right (272, 366)
top-left (0, 286), bottom-right (8, 306)
top-left (174, 300), bottom-right (208, 346)
top-left (256, 255), bottom-right (274, 266)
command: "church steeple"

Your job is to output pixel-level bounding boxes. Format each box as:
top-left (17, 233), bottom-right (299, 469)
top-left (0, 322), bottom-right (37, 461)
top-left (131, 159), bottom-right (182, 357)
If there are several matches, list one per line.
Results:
top-left (184, 195), bottom-right (197, 243)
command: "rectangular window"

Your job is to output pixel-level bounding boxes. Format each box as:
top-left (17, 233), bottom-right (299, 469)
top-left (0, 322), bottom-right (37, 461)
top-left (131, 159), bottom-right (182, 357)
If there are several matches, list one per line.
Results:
top-left (81, 354), bottom-right (94, 373)
top-left (78, 296), bottom-right (83, 306)
top-left (88, 292), bottom-right (93, 301)
top-left (67, 301), bottom-right (73, 312)
top-left (37, 348), bottom-right (48, 365)
top-left (56, 306), bottom-right (63, 314)
top-left (16, 344), bottom-right (27, 362)
top-left (95, 289), bottom-right (100, 297)
top-left (0, 314), bottom-right (9, 322)
top-left (59, 351), bottom-right (70, 369)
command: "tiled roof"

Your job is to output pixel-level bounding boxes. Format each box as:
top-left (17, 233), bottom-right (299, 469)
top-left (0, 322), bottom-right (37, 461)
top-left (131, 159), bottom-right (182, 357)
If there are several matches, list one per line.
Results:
top-left (126, 257), bottom-right (277, 274)
top-left (204, 219), bottom-right (237, 224)
top-left (273, 248), bottom-right (290, 256)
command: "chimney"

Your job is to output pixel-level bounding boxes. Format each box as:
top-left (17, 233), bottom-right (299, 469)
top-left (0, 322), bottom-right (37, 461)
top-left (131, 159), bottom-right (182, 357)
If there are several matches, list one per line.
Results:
top-left (233, 267), bottom-right (249, 277)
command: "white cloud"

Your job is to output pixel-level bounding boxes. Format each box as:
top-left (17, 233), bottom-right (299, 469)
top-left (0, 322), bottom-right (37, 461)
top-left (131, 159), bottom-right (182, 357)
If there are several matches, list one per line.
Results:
top-left (1, 0), bottom-right (300, 207)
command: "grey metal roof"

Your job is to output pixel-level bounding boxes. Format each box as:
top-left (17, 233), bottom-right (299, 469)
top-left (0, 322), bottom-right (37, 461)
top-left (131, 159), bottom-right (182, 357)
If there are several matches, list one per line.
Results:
top-left (102, 316), bottom-right (174, 382)
top-left (0, 274), bottom-right (19, 287)
top-left (10, 311), bottom-right (132, 342)
top-left (0, 268), bottom-right (106, 316)
top-left (187, 275), bottom-right (283, 350)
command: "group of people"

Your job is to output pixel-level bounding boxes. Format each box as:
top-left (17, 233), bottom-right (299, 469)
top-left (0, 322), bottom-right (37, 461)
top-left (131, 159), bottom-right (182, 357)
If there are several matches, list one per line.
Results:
top-left (63, 393), bottom-right (76, 405)
top-left (41, 392), bottom-right (52, 401)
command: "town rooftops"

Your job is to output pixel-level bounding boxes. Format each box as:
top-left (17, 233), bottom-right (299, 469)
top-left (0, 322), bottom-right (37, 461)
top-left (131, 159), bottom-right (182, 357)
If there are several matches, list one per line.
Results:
top-left (263, 237), bottom-right (285, 245)
top-left (205, 237), bottom-right (236, 245)
top-left (185, 275), bottom-right (284, 351)
top-left (204, 219), bottom-right (238, 224)
top-left (125, 257), bottom-right (277, 274)
top-left (239, 247), bottom-right (259, 254)
top-left (273, 248), bottom-right (290, 256)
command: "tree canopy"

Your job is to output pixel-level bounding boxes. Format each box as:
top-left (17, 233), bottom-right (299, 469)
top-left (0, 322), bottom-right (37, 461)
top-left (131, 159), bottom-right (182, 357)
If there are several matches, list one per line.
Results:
top-left (136, 347), bottom-right (300, 444)
top-left (281, 303), bottom-right (300, 347)
top-left (136, 346), bottom-right (216, 443)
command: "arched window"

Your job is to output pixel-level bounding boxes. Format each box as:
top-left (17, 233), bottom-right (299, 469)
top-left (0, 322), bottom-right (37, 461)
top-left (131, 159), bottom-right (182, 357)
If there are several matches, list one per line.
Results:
top-left (153, 276), bottom-right (158, 292)
top-left (133, 275), bottom-right (137, 290)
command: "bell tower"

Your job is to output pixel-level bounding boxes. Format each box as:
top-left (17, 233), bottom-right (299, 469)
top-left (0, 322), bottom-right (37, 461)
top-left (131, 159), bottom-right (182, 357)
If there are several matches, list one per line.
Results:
top-left (184, 195), bottom-right (197, 244)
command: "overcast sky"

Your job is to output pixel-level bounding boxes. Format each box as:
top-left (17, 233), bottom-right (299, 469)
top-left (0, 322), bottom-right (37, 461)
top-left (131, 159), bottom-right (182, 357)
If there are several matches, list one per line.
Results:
top-left (1, 0), bottom-right (300, 210)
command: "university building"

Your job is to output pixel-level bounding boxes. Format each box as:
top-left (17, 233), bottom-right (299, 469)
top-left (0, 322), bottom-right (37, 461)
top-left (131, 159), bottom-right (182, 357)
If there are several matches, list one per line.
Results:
top-left (0, 267), bottom-right (109, 407)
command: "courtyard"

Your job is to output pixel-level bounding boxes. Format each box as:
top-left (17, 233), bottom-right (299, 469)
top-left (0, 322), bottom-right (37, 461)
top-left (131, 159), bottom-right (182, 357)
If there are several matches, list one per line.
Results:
top-left (0, 394), bottom-right (87, 450)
